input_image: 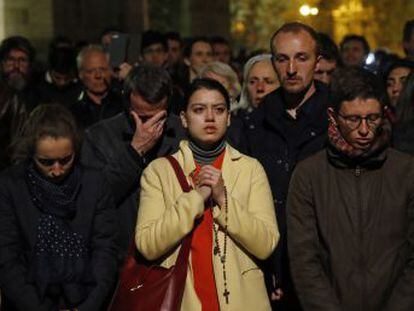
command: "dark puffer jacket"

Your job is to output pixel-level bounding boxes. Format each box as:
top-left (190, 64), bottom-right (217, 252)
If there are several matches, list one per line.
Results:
top-left (287, 146), bottom-right (414, 311)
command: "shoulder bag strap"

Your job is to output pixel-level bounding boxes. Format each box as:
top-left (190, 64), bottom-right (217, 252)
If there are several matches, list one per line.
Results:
top-left (165, 155), bottom-right (193, 265)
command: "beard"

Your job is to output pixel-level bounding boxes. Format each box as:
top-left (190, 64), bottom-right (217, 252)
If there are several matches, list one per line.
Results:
top-left (5, 70), bottom-right (28, 91)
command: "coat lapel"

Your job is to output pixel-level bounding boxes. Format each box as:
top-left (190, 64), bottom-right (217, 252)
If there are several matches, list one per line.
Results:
top-left (222, 145), bottom-right (242, 195)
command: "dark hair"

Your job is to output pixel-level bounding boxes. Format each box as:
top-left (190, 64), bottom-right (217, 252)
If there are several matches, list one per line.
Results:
top-left (183, 37), bottom-right (212, 58)
top-left (340, 34), bottom-right (370, 55)
top-left (403, 20), bottom-right (414, 42)
top-left (49, 36), bottom-right (73, 51)
top-left (141, 30), bottom-right (168, 53)
top-left (124, 65), bottom-right (172, 105)
top-left (318, 32), bottom-right (342, 65)
top-left (184, 78), bottom-right (230, 110)
top-left (395, 72), bottom-right (414, 124)
top-left (0, 36), bottom-right (36, 62)
top-left (330, 67), bottom-right (385, 112)
top-left (270, 22), bottom-right (319, 55)
top-left (210, 36), bottom-right (230, 46)
top-left (384, 59), bottom-right (414, 83)
top-left (48, 47), bottom-right (77, 75)
top-left (11, 104), bottom-right (81, 163)
top-left (100, 27), bottom-right (122, 39)
top-left (165, 32), bottom-right (182, 44)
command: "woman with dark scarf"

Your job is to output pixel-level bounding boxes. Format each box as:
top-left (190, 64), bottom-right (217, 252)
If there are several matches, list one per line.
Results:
top-left (135, 78), bottom-right (279, 310)
top-left (0, 104), bottom-right (118, 310)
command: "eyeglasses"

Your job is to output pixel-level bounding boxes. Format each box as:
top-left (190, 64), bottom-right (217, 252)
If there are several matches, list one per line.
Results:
top-left (35, 154), bottom-right (74, 167)
top-left (337, 112), bottom-right (382, 130)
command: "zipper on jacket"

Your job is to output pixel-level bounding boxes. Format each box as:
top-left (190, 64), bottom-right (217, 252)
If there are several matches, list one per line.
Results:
top-left (355, 165), bottom-right (366, 311)
top-left (355, 165), bottom-right (361, 177)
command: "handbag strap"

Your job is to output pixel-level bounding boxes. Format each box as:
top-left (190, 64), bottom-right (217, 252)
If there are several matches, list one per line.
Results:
top-left (165, 155), bottom-right (192, 192)
top-left (165, 155), bottom-right (193, 267)
top-left (127, 156), bottom-right (193, 262)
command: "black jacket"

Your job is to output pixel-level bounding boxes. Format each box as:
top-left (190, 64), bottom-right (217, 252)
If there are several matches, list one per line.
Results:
top-left (81, 112), bottom-right (185, 260)
top-left (70, 87), bottom-right (123, 131)
top-left (245, 81), bottom-right (330, 288)
top-left (0, 83), bottom-right (39, 171)
top-left (0, 164), bottom-right (118, 311)
top-left (288, 147), bottom-right (414, 311)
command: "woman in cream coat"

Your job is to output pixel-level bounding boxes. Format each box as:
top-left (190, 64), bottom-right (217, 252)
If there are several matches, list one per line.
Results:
top-left (135, 78), bottom-right (279, 311)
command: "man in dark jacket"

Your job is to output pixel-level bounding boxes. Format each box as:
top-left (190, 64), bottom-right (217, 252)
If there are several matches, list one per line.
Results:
top-left (288, 67), bottom-right (414, 311)
top-left (81, 65), bottom-right (185, 261)
top-left (0, 36), bottom-right (39, 171)
top-left (71, 45), bottom-right (123, 130)
top-left (245, 22), bottom-right (329, 309)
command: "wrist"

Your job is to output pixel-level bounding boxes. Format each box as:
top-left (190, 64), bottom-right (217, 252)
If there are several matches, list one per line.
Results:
top-left (130, 141), bottom-right (145, 156)
top-left (215, 194), bottom-right (225, 209)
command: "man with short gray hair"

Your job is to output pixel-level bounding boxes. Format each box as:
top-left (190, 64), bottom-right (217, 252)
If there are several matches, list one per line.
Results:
top-left (71, 44), bottom-right (123, 129)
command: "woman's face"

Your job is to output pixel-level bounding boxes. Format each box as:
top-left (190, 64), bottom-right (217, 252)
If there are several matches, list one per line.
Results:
top-left (181, 88), bottom-right (230, 149)
top-left (34, 136), bottom-right (75, 182)
top-left (247, 60), bottom-right (279, 107)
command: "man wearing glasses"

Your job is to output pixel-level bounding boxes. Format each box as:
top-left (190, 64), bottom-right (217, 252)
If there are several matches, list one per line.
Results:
top-left (245, 22), bottom-right (330, 310)
top-left (288, 67), bottom-right (414, 310)
top-left (0, 36), bottom-right (38, 170)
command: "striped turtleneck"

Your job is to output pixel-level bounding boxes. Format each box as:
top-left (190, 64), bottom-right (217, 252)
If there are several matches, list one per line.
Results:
top-left (189, 139), bottom-right (226, 165)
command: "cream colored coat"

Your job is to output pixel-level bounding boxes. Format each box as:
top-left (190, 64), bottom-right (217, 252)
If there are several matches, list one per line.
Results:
top-left (135, 141), bottom-right (279, 311)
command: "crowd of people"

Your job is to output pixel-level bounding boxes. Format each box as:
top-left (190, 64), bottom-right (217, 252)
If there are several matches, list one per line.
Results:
top-left (0, 18), bottom-right (414, 311)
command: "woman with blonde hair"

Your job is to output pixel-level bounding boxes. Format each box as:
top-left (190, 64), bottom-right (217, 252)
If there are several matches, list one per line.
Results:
top-left (199, 61), bottom-right (241, 111)
top-left (234, 54), bottom-right (279, 118)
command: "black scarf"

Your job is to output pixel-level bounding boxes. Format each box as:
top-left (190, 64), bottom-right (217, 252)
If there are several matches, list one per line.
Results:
top-left (26, 163), bottom-right (89, 305)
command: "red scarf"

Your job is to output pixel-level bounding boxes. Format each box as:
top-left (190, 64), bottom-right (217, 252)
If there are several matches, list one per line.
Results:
top-left (191, 151), bottom-right (225, 311)
top-left (328, 113), bottom-right (391, 159)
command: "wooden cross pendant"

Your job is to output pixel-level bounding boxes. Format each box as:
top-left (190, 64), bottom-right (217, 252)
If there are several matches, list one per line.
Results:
top-left (223, 289), bottom-right (230, 304)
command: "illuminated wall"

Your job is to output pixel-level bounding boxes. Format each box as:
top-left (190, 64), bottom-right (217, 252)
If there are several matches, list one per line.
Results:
top-left (1, 0), bottom-right (53, 58)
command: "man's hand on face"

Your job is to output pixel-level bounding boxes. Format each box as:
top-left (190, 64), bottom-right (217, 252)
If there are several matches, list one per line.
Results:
top-left (130, 110), bottom-right (167, 156)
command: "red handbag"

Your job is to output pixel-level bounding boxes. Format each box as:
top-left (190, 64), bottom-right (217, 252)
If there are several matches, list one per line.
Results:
top-left (109, 155), bottom-right (192, 311)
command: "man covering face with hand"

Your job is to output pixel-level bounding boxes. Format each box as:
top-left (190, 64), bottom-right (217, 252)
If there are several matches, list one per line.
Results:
top-left (81, 65), bottom-right (185, 261)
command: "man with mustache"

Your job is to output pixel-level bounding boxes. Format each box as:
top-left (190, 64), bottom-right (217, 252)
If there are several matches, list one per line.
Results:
top-left (70, 45), bottom-right (123, 130)
top-left (245, 22), bottom-right (330, 310)
top-left (0, 36), bottom-right (39, 170)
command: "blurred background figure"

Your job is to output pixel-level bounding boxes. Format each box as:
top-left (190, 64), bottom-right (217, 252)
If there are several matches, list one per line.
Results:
top-left (383, 59), bottom-right (414, 123)
top-left (70, 44), bottom-right (123, 130)
top-left (165, 31), bottom-right (183, 68)
top-left (403, 20), bottom-right (414, 62)
top-left (314, 33), bottom-right (341, 85)
top-left (100, 28), bottom-right (121, 47)
top-left (0, 36), bottom-right (39, 171)
top-left (234, 54), bottom-right (279, 120)
top-left (183, 37), bottom-right (213, 84)
top-left (340, 34), bottom-right (370, 67)
top-left (140, 30), bottom-right (168, 68)
top-left (393, 72), bottom-right (414, 154)
top-left (199, 61), bottom-right (241, 110)
top-left (37, 45), bottom-right (79, 107)
top-left (210, 36), bottom-right (232, 64)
